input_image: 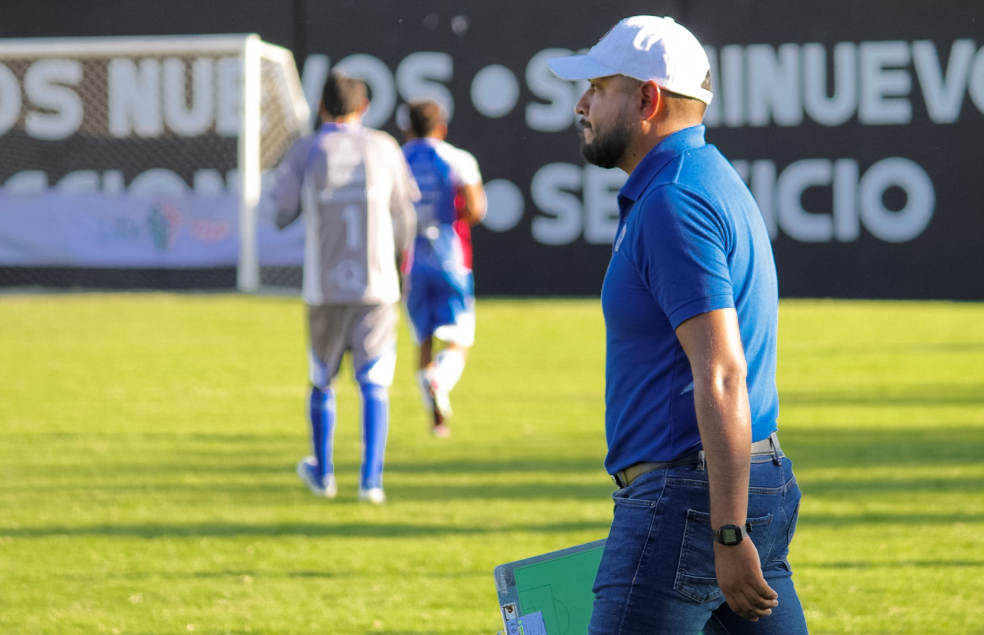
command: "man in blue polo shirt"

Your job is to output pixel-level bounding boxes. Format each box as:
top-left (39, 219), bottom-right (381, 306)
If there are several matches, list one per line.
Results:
top-left (549, 16), bottom-right (808, 634)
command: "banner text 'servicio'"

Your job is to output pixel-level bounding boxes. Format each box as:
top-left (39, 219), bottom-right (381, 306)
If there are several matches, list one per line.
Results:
top-left (1, 0), bottom-right (981, 299)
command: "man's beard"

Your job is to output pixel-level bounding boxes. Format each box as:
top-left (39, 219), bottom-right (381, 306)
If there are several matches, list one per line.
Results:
top-left (579, 118), bottom-right (630, 169)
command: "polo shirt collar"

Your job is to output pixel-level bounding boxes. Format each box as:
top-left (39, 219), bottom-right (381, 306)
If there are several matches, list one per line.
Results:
top-left (319, 122), bottom-right (361, 133)
top-left (619, 124), bottom-right (707, 204)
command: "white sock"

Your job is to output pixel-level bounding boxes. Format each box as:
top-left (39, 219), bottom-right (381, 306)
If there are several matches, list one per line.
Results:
top-left (416, 369), bottom-right (434, 408)
top-left (432, 349), bottom-right (466, 393)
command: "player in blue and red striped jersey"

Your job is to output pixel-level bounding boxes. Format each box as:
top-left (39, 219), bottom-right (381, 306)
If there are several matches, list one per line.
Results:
top-left (400, 99), bottom-right (487, 437)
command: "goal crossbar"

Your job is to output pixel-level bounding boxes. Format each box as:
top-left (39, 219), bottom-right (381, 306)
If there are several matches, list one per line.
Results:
top-left (0, 33), bottom-right (310, 292)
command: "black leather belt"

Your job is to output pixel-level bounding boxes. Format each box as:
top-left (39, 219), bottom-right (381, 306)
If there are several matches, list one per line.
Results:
top-left (612, 432), bottom-right (781, 489)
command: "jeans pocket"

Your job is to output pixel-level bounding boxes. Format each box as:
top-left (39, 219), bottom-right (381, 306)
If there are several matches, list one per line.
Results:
top-left (593, 496), bottom-right (659, 596)
top-left (769, 498), bottom-right (801, 571)
top-left (767, 478), bottom-right (802, 569)
top-left (787, 500), bottom-right (800, 546)
top-left (674, 510), bottom-right (773, 603)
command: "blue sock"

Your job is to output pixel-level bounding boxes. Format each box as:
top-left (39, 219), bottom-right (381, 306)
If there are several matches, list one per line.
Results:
top-left (308, 386), bottom-right (336, 481)
top-left (360, 383), bottom-right (389, 490)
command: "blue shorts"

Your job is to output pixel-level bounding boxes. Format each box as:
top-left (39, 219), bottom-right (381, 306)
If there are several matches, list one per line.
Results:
top-left (405, 265), bottom-right (475, 346)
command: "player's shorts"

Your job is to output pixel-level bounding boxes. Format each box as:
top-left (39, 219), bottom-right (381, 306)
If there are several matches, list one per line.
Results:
top-left (307, 302), bottom-right (398, 388)
top-left (405, 266), bottom-right (475, 347)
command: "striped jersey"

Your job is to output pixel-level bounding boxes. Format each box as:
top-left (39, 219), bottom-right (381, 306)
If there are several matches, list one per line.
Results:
top-left (402, 138), bottom-right (482, 273)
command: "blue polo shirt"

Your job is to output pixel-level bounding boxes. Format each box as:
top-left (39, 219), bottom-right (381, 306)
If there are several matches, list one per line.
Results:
top-left (601, 125), bottom-right (779, 475)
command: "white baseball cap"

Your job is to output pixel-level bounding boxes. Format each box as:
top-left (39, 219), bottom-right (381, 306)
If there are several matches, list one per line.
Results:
top-left (548, 15), bottom-right (713, 105)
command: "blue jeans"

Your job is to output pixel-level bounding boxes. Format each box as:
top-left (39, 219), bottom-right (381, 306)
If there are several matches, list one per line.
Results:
top-left (589, 450), bottom-right (808, 635)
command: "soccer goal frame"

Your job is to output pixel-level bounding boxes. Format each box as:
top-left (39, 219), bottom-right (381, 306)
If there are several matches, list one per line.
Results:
top-left (236, 35), bottom-right (311, 292)
top-left (0, 33), bottom-right (310, 292)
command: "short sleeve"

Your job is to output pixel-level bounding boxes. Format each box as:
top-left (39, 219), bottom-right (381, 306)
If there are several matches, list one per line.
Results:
top-left (447, 147), bottom-right (482, 187)
top-left (270, 136), bottom-right (312, 226)
top-left (634, 184), bottom-right (735, 329)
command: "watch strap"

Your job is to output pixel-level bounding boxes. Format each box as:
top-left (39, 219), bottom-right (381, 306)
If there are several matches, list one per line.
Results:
top-left (714, 522), bottom-right (751, 545)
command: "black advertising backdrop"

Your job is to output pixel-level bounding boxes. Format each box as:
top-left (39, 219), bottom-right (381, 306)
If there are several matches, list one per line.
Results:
top-left (1, 0), bottom-right (981, 299)
top-left (687, 1), bottom-right (984, 300)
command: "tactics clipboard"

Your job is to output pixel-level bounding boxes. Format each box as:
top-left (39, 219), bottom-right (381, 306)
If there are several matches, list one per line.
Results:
top-left (493, 539), bottom-right (606, 635)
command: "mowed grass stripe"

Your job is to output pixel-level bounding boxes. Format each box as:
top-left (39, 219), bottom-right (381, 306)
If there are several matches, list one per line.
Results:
top-left (0, 295), bottom-right (982, 634)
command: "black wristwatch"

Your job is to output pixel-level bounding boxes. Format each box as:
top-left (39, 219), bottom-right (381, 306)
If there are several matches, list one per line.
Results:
top-left (713, 523), bottom-right (752, 546)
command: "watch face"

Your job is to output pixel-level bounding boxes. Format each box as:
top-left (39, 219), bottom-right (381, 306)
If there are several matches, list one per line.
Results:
top-left (722, 528), bottom-right (738, 543)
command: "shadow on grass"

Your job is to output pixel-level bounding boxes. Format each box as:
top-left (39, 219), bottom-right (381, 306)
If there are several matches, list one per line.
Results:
top-left (0, 477), bottom-right (616, 503)
top-left (385, 480), bottom-right (614, 501)
top-left (779, 426), bottom-right (984, 469)
top-left (0, 519), bottom-right (610, 539)
top-left (781, 383), bottom-right (984, 406)
top-left (800, 476), bottom-right (984, 497)
top-left (54, 568), bottom-right (488, 582)
top-left (783, 342), bottom-right (984, 356)
top-left (797, 512), bottom-right (984, 528)
top-left (4, 427), bottom-right (982, 502)
top-left (801, 559), bottom-right (984, 569)
top-left (6, 426), bottom-right (982, 542)
top-left (385, 458), bottom-right (604, 475)
top-left (4, 506), bottom-right (980, 539)
top-left (11, 424), bottom-right (982, 473)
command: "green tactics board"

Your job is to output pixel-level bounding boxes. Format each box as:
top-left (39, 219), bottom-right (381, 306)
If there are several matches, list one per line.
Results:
top-left (494, 539), bottom-right (606, 635)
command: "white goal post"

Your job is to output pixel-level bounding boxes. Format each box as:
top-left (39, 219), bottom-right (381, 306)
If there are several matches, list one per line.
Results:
top-left (237, 35), bottom-right (311, 292)
top-left (0, 34), bottom-right (310, 292)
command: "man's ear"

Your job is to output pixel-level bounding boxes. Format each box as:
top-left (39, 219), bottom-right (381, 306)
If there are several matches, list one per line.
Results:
top-left (639, 81), bottom-right (661, 122)
top-left (358, 97), bottom-right (370, 115)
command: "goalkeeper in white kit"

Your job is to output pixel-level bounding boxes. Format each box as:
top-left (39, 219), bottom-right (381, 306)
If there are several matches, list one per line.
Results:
top-left (271, 72), bottom-right (418, 504)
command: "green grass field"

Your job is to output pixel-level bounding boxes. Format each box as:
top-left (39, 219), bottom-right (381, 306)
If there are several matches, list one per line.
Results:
top-left (1, 295), bottom-right (982, 634)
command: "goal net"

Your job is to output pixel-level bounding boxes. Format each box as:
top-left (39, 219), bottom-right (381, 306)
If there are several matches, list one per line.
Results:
top-left (0, 34), bottom-right (310, 292)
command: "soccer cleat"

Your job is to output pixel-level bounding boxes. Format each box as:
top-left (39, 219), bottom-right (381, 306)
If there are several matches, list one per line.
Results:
top-left (357, 487), bottom-right (387, 504)
top-left (297, 457), bottom-right (337, 499)
top-left (432, 422), bottom-right (452, 438)
top-left (418, 369), bottom-right (452, 435)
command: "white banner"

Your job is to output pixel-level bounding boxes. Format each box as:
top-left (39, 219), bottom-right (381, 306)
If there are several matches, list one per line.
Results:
top-left (0, 192), bottom-right (304, 267)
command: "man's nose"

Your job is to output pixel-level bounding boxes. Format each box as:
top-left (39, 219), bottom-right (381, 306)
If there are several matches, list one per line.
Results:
top-left (575, 91), bottom-right (589, 117)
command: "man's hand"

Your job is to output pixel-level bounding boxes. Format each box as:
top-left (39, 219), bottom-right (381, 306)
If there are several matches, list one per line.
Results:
top-left (455, 182), bottom-right (487, 225)
top-left (714, 540), bottom-right (778, 621)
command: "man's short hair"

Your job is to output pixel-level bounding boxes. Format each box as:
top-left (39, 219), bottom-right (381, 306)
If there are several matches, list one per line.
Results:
top-left (322, 72), bottom-right (367, 118)
top-left (702, 70), bottom-right (712, 93)
top-left (664, 71), bottom-right (713, 101)
top-left (661, 71), bottom-right (712, 120)
top-left (407, 100), bottom-right (447, 138)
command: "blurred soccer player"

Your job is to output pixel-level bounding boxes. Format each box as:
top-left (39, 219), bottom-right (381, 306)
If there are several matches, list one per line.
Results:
top-left (400, 100), bottom-right (487, 437)
top-left (272, 72), bottom-right (418, 504)
top-left (550, 16), bottom-right (807, 634)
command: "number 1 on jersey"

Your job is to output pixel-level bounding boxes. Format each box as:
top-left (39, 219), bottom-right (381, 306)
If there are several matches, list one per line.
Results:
top-left (341, 204), bottom-right (362, 250)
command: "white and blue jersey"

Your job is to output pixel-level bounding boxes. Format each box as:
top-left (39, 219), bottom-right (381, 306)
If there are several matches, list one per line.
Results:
top-left (402, 138), bottom-right (483, 345)
top-left (602, 125), bottom-right (780, 474)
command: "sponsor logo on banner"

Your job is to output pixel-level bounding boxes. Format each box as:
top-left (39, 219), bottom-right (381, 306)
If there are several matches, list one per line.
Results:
top-left (146, 202), bottom-right (183, 252)
top-left (190, 217), bottom-right (232, 244)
